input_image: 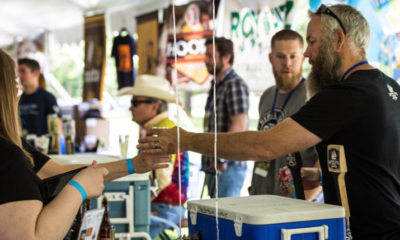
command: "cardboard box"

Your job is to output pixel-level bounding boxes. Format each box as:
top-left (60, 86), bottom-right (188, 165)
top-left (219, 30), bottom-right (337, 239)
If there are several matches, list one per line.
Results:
top-left (73, 102), bottom-right (110, 147)
top-left (74, 118), bottom-right (110, 147)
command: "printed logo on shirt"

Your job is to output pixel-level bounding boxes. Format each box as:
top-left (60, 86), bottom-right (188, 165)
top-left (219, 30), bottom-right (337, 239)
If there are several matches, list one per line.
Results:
top-left (258, 108), bottom-right (285, 131)
top-left (118, 44), bottom-right (133, 72)
top-left (387, 84), bottom-right (398, 100)
top-left (53, 105), bottom-right (60, 114)
top-left (286, 153), bottom-right (297, 167)
top-left (19, 104), bottom-right (39, 115)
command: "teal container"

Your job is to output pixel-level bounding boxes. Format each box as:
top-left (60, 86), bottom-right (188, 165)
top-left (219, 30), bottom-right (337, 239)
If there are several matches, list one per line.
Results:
top-left (91, 180), bottom-right (150, 240)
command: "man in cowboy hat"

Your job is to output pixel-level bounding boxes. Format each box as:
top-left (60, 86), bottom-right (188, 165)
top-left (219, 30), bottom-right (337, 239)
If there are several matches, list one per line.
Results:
top-left (118, 75), bottom-right (189, 239)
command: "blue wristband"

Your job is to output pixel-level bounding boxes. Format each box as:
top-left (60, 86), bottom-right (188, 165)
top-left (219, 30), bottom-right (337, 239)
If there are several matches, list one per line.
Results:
top-left (69, 180), bottom-right (87, 201)
top-left (126, 158), bottom-right (134, 174)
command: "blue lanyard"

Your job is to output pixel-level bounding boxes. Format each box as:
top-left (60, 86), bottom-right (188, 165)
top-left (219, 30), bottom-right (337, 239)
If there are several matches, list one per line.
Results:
top-left (267, 78), bottom-right (305, 129)
top-left (206, 69), bottom-right (234, 110)
top-left (21, 87), bottom-right (40, 127)
top-left (340, 61), bottom-right (368, 82)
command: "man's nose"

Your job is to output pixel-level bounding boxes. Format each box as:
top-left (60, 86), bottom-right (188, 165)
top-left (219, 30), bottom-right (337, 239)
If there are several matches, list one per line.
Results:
top-left (284, 56), bottom-right (292, 67)
top-left (304, 46), bottom-right (310, 58)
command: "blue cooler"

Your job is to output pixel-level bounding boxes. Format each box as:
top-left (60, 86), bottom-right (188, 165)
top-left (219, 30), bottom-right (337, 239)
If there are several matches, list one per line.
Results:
top-left (188, 195), bottom-right (345, 240)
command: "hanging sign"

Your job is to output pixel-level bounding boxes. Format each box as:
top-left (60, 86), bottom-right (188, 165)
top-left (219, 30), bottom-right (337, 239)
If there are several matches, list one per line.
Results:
top-left (83, 14), bottom-right (106, 101)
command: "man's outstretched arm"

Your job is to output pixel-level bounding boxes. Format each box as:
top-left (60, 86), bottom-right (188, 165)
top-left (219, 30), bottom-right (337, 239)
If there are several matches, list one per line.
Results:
top-left (138, 118), bottom-right (322, 161)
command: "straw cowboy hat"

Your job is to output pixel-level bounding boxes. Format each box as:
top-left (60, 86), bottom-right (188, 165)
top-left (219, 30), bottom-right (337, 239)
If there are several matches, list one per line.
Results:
top-left (118, 75), bottom-right (179, 104)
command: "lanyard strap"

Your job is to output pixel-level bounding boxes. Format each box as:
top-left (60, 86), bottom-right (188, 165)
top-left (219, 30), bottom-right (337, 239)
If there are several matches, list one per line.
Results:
top-left (267, 78), bottom-right (305, 129)
top-left (206, 69), bottom-right (234, 110)
top-left (21, 87), bottom-right (40, 127)
top-left (340, 61), bottom-right (368, 82)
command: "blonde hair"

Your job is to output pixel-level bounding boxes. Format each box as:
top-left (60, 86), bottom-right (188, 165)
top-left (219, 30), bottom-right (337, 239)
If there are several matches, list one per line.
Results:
top-left (0, 49), bottom-right (33, 166)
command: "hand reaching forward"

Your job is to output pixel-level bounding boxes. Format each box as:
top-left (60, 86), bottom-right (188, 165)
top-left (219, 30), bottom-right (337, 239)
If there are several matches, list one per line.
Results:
top-left (137, 127), bottom-right (188, 154)
top-left (132, 151), bottom-right (172, 173)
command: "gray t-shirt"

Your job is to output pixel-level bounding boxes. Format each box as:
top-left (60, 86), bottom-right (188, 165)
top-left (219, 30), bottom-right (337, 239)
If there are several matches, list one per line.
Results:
top-left (252, 80), bottom-right (318, 195)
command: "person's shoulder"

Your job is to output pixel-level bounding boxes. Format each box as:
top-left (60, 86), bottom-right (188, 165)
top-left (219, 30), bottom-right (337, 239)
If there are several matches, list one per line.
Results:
top-left (259, 85), bottom-right (276, 100)
top-left (350, 69), bottom-right (380, 78)
top-left (344, 69), bottom-right (390, 84)
top-left (263, 85), bottom-right (277, 95)
top-left (225, 73), bottom-right (249, 92)
top-left (39, 88), bottom-right (57, 99)
top-left (0, 137), bottom-right (17, 148)
top-left (157, 118), bottom-right (176, 129)
top-left (0, 138), bottom-right (26, 163)
top-left (227, 71), bottom-right (247, 84)
top-left (294, 79), bottom-right (308, 96)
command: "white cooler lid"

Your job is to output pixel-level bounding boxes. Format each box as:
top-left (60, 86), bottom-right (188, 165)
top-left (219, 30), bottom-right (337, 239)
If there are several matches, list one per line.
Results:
top-left (187, 195), bottom-right (345, 225)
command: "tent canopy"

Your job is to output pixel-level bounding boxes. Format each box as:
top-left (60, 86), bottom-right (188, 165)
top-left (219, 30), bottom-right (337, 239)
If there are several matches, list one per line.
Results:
top-left (0, 0), bottom-right (173, 46)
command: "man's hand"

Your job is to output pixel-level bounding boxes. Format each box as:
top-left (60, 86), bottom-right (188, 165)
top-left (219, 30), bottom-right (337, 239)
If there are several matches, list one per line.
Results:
top-left (137, 127), bottom-right (189, 154)
top-left (132, 151), bottom-right (172, 173)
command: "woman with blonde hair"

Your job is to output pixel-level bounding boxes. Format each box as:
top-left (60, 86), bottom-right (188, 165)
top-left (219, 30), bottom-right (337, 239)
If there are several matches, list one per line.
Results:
top-left (0, 49), bottom-right (171, 239)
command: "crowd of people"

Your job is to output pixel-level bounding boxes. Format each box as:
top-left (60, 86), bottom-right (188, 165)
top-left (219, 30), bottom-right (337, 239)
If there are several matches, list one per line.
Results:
top-left (0, 3), bottom-right (400, 240)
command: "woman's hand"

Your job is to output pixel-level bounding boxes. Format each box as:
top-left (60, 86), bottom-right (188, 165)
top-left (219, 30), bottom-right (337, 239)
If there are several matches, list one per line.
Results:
top-left (132, 152), bottom-right (172, 173)
top-left (72, 160), bottom-right (108, 199)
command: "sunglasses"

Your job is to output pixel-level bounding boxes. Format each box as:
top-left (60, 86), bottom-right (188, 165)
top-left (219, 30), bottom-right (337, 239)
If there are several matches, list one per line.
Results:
top-left (316, 4), bottom-right (347, 35)
top-left (131, 100), bottom-right (154, 107)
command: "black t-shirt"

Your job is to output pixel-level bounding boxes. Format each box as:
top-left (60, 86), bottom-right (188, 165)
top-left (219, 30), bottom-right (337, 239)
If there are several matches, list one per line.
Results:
top-left (0, 137), bottom-right (50, 205)
top-left (292, 69), bottom-right (400, 239)
top-left (19, 88), bottom-right (60, 136)
top-left (111, 34), bottom-right (136, 89)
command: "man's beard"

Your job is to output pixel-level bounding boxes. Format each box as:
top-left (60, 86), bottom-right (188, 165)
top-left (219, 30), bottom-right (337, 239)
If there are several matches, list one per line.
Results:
top-left (273, 68), bottom-right (303, 92)
top-left (307, 37), bottom-right (344, 100)
top-left (207, 61), bottom-right (224, 76)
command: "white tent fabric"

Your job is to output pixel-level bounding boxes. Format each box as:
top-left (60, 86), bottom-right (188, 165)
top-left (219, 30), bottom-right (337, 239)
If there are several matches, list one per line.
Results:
top-left (0, 0), bottom-right (172, 46)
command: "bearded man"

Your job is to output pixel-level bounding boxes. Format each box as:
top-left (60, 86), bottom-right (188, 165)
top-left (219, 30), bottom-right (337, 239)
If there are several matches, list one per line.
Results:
top-left (201, 37), bottom-right (250, 198)
top-left (250, 29), bottom-right (323, 203)
top-left (139, 4), bottom-right (400, 239)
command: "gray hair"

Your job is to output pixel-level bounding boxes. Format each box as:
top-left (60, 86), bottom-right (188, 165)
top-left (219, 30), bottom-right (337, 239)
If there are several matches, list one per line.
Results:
top-left (146, 97), bottom-right (168, 115)
top-left (309, 4), bottom-right (370, 58)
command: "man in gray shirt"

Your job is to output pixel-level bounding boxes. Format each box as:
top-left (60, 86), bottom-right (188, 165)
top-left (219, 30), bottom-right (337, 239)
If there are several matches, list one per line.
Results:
top-left (250, 29), bottom-right (323, 202)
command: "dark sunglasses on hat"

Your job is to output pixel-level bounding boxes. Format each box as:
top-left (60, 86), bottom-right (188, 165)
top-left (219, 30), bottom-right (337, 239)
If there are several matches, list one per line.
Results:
top-left (316, 4), bottom-right (347, 35)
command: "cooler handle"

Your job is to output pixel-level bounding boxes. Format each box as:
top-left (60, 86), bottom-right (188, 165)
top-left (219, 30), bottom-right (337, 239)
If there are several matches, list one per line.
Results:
top-left (281, 225), bottom-right (328, 240)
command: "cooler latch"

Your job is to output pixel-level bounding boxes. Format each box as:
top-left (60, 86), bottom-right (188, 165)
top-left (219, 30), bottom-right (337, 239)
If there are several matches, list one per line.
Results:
top-left (190, 207), bottom-right (198, 225)
top-left (234, 216), bottom-right (243, 237)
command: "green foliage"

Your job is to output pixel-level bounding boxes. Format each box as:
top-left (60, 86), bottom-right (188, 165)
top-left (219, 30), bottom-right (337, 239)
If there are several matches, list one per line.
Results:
top-left (49, 39), bottom-right (119, 99)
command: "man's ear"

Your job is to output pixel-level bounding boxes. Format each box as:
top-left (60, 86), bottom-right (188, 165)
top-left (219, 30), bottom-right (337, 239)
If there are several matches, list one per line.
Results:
top-left (223, 53), bottom-right (232, 64)
top-left (153, 102), bottom-right (160, 112)
top-left (335, 29), bottom-right (346, 52)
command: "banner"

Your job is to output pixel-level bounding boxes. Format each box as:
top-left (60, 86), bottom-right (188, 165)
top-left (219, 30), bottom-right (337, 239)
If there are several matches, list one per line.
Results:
top-left (159, 1), bottom-right (218, 92)
top-left (221, 0), bottom-right (297, 93)
top-left (137, 12), bottom-right (159, 75)
top-left (83, 14), bottom-right (106, 101)
top-left (365, 0), bottom-right (400, 83)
